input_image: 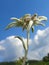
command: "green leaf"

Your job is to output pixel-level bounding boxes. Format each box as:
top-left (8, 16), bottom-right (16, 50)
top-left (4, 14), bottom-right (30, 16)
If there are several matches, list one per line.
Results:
top-left (38, 16), bottom-right (47, 21)
top-left (23, 14), bottom-right (31, 18)
top-left (15, 36), bottom-right (27, 51)
top-left (10, 17), bottom-right (21, 22)
top-left (37, 23), bottom-right (45, 26)
top-left (27, 20), bottom-right (33, 32)
top-left (5, 21), bottom-right (24, 30)
top-left (31, 26), bottom-right (34, 32)
top-left (5, 22), bottom-right (17, 30)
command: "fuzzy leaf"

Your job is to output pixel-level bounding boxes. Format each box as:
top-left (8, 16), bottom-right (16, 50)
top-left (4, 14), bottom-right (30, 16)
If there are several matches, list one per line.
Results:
top-left (5, 22), bottom-right (17, 30)
top-left (15, 36), bottom-right (27, 51)
top-left (38, 16), bottom-right (47, 21)
top-left (10, 17), bottom-right (21, 22)
top-left (31, 26), bottom-right (34, 32)
top-left (36, 22), bottom-right (45, 26)
top-left (27, 20), bottom-right (33, 32)
top-left (5, 21), bottom-right (24, 30)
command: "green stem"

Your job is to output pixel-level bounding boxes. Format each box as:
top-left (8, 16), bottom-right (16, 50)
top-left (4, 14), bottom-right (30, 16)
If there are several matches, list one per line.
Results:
top-left (22, 31), bottom-right (30, 65)
top-left (27, 31), bottom-right (30, 51)
top-left (22, 50), bottom-right (27, 65)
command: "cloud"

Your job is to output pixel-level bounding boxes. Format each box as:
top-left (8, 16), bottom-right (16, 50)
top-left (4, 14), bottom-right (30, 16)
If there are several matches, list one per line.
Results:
top-left (0, 36), bottom-right (24, 62)
top-left (0, 46), bottom-right (5, 50)
top-left (28, 27), bottom-right (49, 60)
top-left (0, 27), bottom-right (49, 62)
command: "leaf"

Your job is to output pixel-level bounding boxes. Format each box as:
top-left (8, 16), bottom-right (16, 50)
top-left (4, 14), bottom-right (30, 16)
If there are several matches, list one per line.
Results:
top-left (23, 14), bottom-right (31, 19)
top-left (31, 26), bottom-right (34, 32)
top-left (5, 22), bottom-right (17, 30)
top-left (15, 36), bottom-right (27, 51)
top-left (27, 20), bottom-right (33, 32)
top-left (36, 22), bottom-right (45, 26)
top-left (38, 16), bottom-right (47, 21)
top-left (10, 17), bottom-right (21, 22)
top-left (5, 21), bottom-right (24, 30)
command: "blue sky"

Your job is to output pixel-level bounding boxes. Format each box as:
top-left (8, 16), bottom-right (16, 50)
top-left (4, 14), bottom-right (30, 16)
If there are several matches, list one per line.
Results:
top-left (0, 0), bottom-right (49, 40)
top-left (0, 0), bottom-right (49, 62)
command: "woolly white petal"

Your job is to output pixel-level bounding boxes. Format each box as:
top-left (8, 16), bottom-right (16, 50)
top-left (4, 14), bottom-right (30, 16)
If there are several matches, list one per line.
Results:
top-left (27, 20), bottom-right (33, 31)
top-left (10, 17), bottom-right (21, 21)
top-left (38, 16), bottom-right (47, 21)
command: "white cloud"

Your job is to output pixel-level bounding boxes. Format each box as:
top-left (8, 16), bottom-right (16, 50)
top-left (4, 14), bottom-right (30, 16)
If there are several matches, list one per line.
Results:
top-left (0, 36), bottom-right (24, 62)
top-left (0, 46), bottom-right (5, 50)
top-left (0, 27), bottom-right (49, 62)
top-left (29, 27), bottom-right (49, 60)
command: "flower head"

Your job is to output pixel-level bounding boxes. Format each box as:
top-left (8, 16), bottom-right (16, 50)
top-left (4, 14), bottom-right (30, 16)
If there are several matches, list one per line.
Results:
top-left (5, 13), bottom-right (47, 32)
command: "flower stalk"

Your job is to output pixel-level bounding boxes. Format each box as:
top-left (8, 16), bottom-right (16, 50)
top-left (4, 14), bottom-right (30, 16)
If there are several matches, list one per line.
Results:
top-left (22, 31), bottom-right (30, 65)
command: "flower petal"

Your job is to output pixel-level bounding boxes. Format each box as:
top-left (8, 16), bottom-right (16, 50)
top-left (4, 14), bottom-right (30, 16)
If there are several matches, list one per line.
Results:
top-left (10, 17), bottom-right (21, 22)
top-left (31, 26), bottom-right (34, 32)
top-left (38, 16), bottom-right (47, 21)
top-left (27, 20), bottom-right (33, 32)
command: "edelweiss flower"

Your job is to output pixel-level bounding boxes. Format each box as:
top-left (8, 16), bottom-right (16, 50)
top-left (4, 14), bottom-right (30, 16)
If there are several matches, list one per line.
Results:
top-left (5, 13), bottom-right (47, 65)
top-left (5, 13), bottom-right (47, 32)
